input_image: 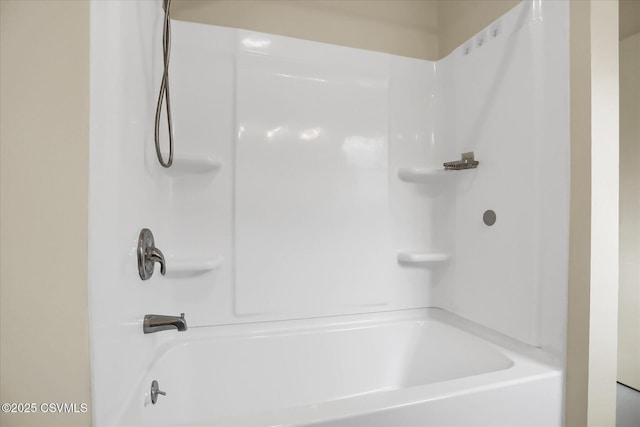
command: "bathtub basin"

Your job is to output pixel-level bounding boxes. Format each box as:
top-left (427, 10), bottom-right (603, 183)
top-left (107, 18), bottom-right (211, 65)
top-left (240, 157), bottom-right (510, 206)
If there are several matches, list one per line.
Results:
top-left (118, 308), bottom-right (562, 426)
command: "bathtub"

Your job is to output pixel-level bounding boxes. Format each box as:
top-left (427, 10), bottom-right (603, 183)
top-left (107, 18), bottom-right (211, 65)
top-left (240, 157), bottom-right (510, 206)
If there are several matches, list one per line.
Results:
top-left (118, 309), bottom-right (562, 426)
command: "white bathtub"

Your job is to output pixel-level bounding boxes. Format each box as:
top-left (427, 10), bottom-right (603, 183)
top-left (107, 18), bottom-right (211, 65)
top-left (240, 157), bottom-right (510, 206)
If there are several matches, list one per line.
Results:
top-left (118, 309), bottom-right (562, 426)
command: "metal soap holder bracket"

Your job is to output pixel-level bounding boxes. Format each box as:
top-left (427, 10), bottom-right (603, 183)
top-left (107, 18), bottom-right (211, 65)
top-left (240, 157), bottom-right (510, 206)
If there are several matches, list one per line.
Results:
top-left (443, 152), bottom-right (479, 170)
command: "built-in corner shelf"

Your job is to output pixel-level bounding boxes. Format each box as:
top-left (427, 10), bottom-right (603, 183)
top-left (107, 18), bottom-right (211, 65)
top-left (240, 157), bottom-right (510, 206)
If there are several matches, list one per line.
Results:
top-left (397, 251), bottom-right (450, 267)
top-left (162, 155), bottom-right (222, 177)
top-left (164, 255), bottom-right (223, 277)
top-left (397, 167), bottom-right (449, 183)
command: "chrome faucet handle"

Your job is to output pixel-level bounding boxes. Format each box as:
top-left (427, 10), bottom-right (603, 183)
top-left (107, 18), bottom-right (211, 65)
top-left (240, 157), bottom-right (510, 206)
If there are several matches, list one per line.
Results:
top-left (150, 380), bottom-right (166, 405)
top-left (148, 247), bottom-right (166, 275)
top-left (137, 228), bottom-right (167, 280)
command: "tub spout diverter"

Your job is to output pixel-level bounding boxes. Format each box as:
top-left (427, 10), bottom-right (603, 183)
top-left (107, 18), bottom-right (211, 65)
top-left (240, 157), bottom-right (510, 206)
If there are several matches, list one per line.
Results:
top-left (143, 313), bottom-right (187, 334)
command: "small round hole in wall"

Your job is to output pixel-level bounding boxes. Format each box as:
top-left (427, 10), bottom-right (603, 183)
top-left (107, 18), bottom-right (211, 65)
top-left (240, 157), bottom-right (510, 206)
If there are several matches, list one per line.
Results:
top-left (483, 210), bottom-right (496, 226)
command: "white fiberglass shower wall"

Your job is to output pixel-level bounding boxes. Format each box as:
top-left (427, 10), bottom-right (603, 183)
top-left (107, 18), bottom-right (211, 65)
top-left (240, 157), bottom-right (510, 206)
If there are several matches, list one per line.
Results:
top-left (88, 1), bottom-right (569, 426)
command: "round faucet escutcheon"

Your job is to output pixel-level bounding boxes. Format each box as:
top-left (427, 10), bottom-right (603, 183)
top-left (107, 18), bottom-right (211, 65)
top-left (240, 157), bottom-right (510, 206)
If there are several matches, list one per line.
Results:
top-left (137, 228), bottom-right (167, 280)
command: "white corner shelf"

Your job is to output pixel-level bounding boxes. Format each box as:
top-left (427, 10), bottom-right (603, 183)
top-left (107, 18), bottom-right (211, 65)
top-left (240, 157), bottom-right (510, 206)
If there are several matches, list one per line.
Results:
top-left (162, 154), bottom-right (222, 177)
top-left (397, 167), bottom-right (449, 183)
top-left (397, 251), bottom-right (451, 266)
top-left (164, 255), bottom-right (223, 277)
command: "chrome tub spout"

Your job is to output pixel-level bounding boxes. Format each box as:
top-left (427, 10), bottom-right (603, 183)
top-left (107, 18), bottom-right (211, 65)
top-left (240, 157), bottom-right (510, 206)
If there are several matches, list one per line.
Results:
top-left (143, 313), bottom-right (187, 334)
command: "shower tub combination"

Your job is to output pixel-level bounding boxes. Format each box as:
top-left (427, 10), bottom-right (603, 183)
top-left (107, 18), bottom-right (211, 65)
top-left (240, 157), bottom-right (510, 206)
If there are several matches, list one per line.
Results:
top-left (120, 309), bottom-right (561, 426)
top-left (88, 0), bottom-right (569, 426)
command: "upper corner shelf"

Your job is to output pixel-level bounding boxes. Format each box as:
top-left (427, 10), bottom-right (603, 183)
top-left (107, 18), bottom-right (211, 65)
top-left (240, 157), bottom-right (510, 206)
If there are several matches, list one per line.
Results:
top-left (161, 154), bottom-right (222, 177)
top-left (397, 167), bottom-right (449, 183)
top-left (399, 153), bottom-right (479, 183)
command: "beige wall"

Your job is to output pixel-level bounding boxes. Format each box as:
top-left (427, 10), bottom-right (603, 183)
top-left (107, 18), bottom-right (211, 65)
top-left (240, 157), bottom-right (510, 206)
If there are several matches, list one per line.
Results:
top-left (586, 1), bottom-right (619, 424)
top-left (171, 0), bottom-right (439, 60)
top-left (565, 3), bottom-right (592, 426)
top-left (0, 1), bottom-right (92, 427)
top-left (566, 1), bottom-right (620, 426)
top-left (620, 0), bottom-right (640, 40)
top-left (618, 31), bottom-right (640, 390)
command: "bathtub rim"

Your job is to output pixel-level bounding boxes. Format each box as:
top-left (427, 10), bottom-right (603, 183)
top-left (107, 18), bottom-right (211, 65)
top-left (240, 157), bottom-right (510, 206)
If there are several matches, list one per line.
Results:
top-left (145, 307), bottom-right (561, 370)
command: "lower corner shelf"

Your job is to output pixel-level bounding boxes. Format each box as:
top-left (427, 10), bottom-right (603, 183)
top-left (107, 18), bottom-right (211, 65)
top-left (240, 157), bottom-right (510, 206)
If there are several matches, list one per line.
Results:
top-left (164, 255), bottom-right (223, 277)
top-left (397, 251), bottom-right (450, 266)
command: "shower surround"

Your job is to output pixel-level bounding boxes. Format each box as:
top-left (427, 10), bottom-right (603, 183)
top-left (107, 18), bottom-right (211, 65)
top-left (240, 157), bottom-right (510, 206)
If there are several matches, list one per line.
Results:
top-left (88, 0), bottom-right (569, 425)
